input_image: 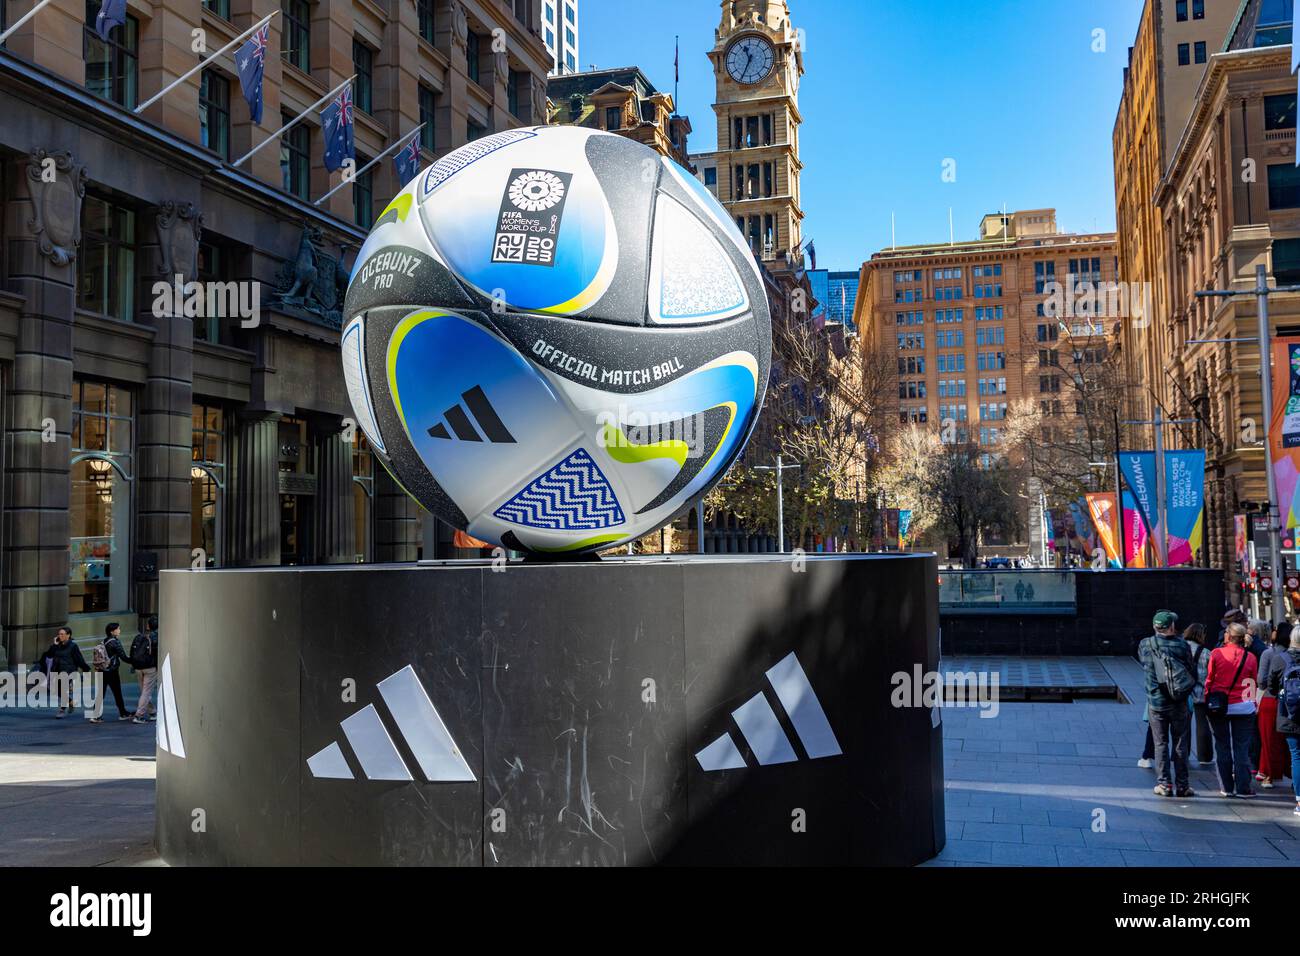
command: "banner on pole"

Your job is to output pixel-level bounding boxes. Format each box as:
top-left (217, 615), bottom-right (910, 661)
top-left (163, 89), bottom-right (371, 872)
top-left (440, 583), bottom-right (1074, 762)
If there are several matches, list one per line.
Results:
top-left (1122, 490), bottom-right (1147, 568)
top-left (1164, 449), bottom-right (1205, 566)
top-left (1235, 514), bottom-right (1248, 571)
top-left (1085, 493), bottom-right (1121, 568)
top-left (1269, 336), bottom-right (1300, 530)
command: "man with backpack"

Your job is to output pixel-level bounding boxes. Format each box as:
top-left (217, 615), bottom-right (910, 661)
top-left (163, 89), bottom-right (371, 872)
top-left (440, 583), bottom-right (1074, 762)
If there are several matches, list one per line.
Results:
top-left (88, 622), bottom-right (130, 723)
top-left (1264, 626), bottom-right (1300, 816)
top-left (1139, 610), bottom-right (1197, 797)
top-left (130, 615), bottom-right (159, 725)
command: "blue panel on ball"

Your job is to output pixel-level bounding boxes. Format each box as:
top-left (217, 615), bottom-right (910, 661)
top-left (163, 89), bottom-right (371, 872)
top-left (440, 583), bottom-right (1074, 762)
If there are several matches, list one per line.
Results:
top-left (494, 448), bottom-right (625, 531)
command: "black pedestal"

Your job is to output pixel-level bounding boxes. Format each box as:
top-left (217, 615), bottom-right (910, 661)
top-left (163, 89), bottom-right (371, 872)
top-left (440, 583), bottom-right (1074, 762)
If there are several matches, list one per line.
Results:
top-left (156, 554), bottom-right (944, 866)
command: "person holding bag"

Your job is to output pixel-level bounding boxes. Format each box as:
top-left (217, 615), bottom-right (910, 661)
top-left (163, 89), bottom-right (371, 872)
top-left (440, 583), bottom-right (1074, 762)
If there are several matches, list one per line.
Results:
top-left (1264, 627), bottom-right (1300, 816)
top-left (1204, 622), bottom-right (1259, 797)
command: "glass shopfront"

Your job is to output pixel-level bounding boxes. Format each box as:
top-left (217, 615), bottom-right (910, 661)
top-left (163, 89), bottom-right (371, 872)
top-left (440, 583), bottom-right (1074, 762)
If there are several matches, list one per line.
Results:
top-left (69, 380), bottom-right (133, 615)
top-left (191, 402), bottom-right (225, 568)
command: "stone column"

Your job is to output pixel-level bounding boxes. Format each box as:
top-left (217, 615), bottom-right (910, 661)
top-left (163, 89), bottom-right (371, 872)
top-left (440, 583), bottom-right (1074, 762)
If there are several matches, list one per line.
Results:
top-left (228, 413), bottom-right (281, 566)
top-left (2, 149), bottom-right (84, 667)
top-left (135, 201), bottom-right (202, 616)
top-left (312, 421), bottom-right (355, 563)
top-left (373, 467), bottom-right (420, 562)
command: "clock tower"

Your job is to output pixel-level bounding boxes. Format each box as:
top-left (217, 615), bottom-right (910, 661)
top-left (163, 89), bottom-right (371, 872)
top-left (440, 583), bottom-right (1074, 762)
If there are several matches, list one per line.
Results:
top-left (700, 0), bottom-right (805, 272)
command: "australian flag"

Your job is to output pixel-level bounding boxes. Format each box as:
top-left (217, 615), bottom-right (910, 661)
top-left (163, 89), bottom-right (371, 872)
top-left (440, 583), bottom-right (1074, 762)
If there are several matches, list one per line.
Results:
top-left (235, 23), bottom-right (269, 124)
top-left (94, 0), bottom-right (126, 41)
top-left (322, 85), bottom-right (355, 173)
top-left (394, 135), bottom-right (421, 187)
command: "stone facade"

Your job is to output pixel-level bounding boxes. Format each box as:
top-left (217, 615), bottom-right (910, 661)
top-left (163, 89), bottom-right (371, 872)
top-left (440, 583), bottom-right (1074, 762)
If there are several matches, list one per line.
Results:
top-left (0, 0), bottom-right (550, 665)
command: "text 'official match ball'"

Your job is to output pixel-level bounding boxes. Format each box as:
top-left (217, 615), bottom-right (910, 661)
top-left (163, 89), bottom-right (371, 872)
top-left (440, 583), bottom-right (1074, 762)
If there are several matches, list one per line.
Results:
top-left (341, 126), bottom-right (772, 556)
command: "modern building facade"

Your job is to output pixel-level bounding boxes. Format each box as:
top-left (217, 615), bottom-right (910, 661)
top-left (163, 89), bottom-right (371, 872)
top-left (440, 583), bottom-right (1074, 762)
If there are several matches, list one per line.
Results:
top-left (853, 209), bottom-right (1118, 466)
top-left (545, 65), bottom-right (691, 168)
top-left (1150, 0), bottom-right (1300, 583)
top-left (692, 0), bottom-right (805, 274)
top-left (540, 0), bottom-right (576, 75)
top-left (1113, 0), bottom-right (1242, 424)
top-left (0, 0), bottom-right (550, 667)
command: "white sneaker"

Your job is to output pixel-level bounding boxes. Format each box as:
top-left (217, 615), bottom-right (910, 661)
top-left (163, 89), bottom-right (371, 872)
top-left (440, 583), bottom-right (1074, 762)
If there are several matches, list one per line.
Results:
top-left (1137, 758), bottom-right (1154, 769)
top-left (1262, 780), bottom-right (1275, 789)
top-left (1293, 804), bottom-right (1300, 816)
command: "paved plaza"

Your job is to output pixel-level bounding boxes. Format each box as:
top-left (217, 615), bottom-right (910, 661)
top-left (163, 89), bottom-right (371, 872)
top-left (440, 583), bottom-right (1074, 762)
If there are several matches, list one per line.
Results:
top-left (931, 657), bottom-right (1300, 866)
top-left (1, 657), bottom-right (1297, 866)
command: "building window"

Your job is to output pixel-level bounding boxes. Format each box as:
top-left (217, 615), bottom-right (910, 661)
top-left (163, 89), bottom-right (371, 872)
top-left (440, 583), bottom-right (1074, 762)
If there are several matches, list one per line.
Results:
top-left (1194, 41), bottom-right (1206, 64)
top-left (199, 69), bottom-right (231, 159)
top-left (1176, 0), bottom-right (1187, 20)
top-left (195, 239), bottom-right (233, 345)
top-left (354, 153), bottom-right (374, 229)
top-left (79, 194), bottom-right (136, 321)
top-left (1177, 43), bottom-right (1190, 66)
top-left (468, 117), bottom-right (487, 142)
top-left (509, 69), bottom-right (525, 120)
top-left (605, 106), bottom-right (621, 130)
top-left (1193, 0), bottom-right (1204, 18)
top-left (704, 167), bottom-right (717, 187)
top-left (1275, 237), bottom-right (1300, 284)
top-left (1268, 163), bottom-right (1300, 209)
top-left (565, 2), bottom-right (574, 23)
top-left (281, 0), bottom-right (310, 72)
top-left (419, 84), bottom-right (437, 152)
top-left (467, 30), bottom-right (481, 84)
top-left (203, 0), bottom-right (231, 19)
top-left (280, 111), bottom-right (309, 198)
top-left (352, 39), bottom-right (373, 114)
top-left (191, 403), bottom-right (225, 568)
top-left (70, 380), bottom-right (134, 616)
top-left (1034, 260), bottom-right (1056, 293)
top-left (1266, 93), bottom-right (1297, 130)
top-left (565, 51), bottom-right (575, 71)
top-left (84, 0), bottom-right (138, 108)
top-left (417, 0), bottom-right (435, 44)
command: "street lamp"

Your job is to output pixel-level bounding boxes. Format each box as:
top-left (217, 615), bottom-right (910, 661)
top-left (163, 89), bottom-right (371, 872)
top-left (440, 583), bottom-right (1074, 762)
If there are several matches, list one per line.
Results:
top-left (753, 455), bottom-right (801, 553)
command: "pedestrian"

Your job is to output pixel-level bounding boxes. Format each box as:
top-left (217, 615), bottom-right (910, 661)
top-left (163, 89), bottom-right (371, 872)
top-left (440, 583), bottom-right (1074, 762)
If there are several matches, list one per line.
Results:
top-left (1138, 610), bottom-right (1197, 797)
top-left (1264, 626), bottom-right (1300, 817)
top-left (88, 622), bottom-right (131, 723)
top-left (35, 626), bottom-right (91, 719)
top-left (1183, 623), bottom-right (1215, 766)
top-left (1219, 608), bottom-right (1246, 647)
top-left (1205, 622), bottom-right (1260, 798)
top-left (130, 615), bottom-right (159, 725)
top-left (1256, 621), bottom-right (1294, 788)
top-left (1247, 619), bottom-right (1271, 770)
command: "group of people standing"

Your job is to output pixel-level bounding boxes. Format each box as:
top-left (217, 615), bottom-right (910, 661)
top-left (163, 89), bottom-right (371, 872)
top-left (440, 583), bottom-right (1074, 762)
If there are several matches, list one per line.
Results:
top-left (32, 616), bottom-right (159, 724)
top-left (1138, 607), bottom-right (1300, 815)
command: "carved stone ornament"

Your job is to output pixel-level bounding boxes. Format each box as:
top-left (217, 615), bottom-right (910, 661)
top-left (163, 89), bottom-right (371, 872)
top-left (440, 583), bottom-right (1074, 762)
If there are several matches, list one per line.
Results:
top-left (451, 1), bottom-right (468, 50)
top-left (495, 50), bottom-right (509, 85)
top-left (24, 148), bottom-right (88, 267)
top-left (155, 201), bottom-right (204, 282)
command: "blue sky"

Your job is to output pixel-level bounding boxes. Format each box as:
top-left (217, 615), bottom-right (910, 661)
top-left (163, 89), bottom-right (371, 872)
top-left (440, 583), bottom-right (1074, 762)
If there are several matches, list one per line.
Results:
top-left (581, 0), bottom-right (1145, 272)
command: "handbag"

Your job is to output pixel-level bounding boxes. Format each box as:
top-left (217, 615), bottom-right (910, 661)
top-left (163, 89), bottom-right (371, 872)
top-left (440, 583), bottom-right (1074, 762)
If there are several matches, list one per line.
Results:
top-left (1206, 648), bottom-right (1247, 716)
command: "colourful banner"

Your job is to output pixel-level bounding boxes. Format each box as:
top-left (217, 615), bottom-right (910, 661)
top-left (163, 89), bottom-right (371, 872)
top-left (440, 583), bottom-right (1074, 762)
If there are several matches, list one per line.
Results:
top-left (1045, 509), bottom-right (1056, 552)
top-left (1122, 491), bottom-right (1148, 568)
top-left (1165, 449), bottom-right (1205, 566)
top-left (1085, 493), bottom-right (1121, 567)
top-left (1269, 336), bottom-right (1300, 531)
top-left (1119, 451), bottom-right (1162, 563)
top-left (898, 509), bottom-right (913, 550)
top-left (1234, 514), bottom-right (1248, 569)
top-left (1067, 500), bottom-right (1093, 556)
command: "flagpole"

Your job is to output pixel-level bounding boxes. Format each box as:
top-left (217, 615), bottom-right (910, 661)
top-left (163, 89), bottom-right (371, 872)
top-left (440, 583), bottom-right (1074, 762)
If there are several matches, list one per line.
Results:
top-left (0, 0), bottom-right (56, 44)
top-left (313, 124), bottom-right (425, 205)
top-left (673, 34), bottom-right (679, 115)
top-left (231, 74), bottom-right (355, 169)
top-left (135, 10), bottom-right (278, 114)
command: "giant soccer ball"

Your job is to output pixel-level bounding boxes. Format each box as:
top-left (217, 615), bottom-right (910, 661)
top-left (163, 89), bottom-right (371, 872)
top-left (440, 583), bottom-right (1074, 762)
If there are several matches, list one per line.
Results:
top-left (340, 126), bottom-right (771, 556)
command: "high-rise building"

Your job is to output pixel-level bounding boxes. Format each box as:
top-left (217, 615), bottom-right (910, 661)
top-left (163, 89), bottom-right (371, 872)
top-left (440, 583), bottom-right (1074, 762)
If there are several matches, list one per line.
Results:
top-left (692, 0), bottom-right (805, 273)
top-left (853, 209), bottom-right (1117, 470)
top-left (541, 0), bottom-right (579, 75)
top-left (1112, 0), bottom-right (1239, 423)
top-left (1149, 0), bottom-right (1300, 584)
top-left (0, 0), bottom-right (550, 666)
top-left (826, 271), bottom-right (859, 330)
top-left (546, 66), bottom-right (692, 168)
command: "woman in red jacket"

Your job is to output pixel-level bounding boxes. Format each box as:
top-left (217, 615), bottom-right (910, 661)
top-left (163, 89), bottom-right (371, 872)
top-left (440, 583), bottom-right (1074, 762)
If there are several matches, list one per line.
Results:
top-left (1205, 623), bottom-right (1260, 797)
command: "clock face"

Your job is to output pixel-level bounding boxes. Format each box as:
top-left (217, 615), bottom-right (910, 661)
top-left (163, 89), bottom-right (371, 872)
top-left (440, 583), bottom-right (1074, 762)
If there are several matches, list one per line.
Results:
top-left (725, 36), bottom-right (775, 85)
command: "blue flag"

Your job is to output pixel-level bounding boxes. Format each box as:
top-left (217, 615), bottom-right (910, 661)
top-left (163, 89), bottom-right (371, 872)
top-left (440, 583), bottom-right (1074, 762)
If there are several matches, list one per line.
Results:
top-left (234, 23), bottom-right (269, 124)
top-left (394, 135), bottom-right (421, 187)
top-left (94, 0), bottom-right (126, 41)
top-left (322, 85), bottom-right (355, 173)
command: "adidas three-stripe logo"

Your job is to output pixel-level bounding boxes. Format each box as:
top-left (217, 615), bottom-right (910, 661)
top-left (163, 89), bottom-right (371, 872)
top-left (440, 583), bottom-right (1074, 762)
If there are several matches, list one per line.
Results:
top-left (427, 385), bottom-right (516, 443)
top-left (695, 652), bottom-right (842, 772)
top-left (307, 666), bottom-right (476, 783)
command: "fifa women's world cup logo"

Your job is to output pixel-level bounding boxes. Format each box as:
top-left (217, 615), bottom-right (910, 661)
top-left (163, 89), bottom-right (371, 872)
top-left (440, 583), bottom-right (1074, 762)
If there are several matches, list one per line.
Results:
top-left (492, 168), bottom-right (573, 267)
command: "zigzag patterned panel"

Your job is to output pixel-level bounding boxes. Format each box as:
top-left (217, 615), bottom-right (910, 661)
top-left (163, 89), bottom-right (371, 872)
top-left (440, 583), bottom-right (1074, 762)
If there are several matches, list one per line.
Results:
top-left (494, 448), bottom-right (625, 531)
